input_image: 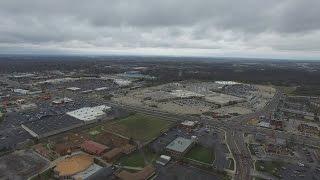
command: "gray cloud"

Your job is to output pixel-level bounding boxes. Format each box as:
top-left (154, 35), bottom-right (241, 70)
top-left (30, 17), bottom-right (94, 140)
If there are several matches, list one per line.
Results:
top-left (0, 0), bottom-right (319, 58)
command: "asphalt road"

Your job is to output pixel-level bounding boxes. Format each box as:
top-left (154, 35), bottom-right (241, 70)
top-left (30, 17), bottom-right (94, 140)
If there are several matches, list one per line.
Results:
top-left (107, 90), bottom-right (320, 179)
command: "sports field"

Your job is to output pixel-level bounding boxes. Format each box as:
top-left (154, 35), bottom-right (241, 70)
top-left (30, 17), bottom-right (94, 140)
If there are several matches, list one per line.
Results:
top-left (117, 149), bottom-right (157, 168)
top-left (185, 145), bottom-right (214, 164)
top-left (107, 113), bottom-right (172, 142)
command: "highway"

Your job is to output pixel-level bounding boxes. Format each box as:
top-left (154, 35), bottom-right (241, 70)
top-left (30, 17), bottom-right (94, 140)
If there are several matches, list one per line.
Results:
top-left (107, 90), bottom-right (320, 180)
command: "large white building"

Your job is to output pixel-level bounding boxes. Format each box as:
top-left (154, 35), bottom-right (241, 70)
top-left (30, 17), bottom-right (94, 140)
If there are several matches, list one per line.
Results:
top-left (67, 105), bottom-right (111, 122)
top-left (114, 79), bottom-right (132, 86)
top-left (170, 90), bottom-right (204, 98)
top-left (13, 89), bottom-right (30, 95)
top-left (66, 87), bottom-right (81, 91)
top-left (214, 81), bottom-right (241, 85)
top-left (204, 92), bottom-right (245, 106)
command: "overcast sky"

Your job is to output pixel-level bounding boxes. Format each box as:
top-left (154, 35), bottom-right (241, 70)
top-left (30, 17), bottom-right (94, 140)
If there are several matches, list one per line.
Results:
top-left (0, 0), bottom-right (320, 59)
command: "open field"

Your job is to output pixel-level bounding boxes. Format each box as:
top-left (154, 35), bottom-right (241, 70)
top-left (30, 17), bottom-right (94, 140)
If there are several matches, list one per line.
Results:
top-left (87, 125), bottom-right (104, 139)
top-left (117, 148), bottom-right (158, 168)
top-left (106, 113), bottom-right (172, 142)
top-left (185, 145), bottom-right (214, 164)
top-left (274, 85), bottom-right (297, 95)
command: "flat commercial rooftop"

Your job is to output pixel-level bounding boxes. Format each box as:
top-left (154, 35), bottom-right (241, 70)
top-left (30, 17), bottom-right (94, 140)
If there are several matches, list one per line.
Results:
top-left (114, 79), bottom-right (132, 86)
top-left (215, 81), bottom-right (241, 85)
top-left (66, 87), bottom-right (81, 91)
top-left (204, 92), bottom-right (244, 106)
top-left (22, 114), bottom-right (83, 138)
top-left (170, 90), bottom-right (204, 98)
top-left (67, 105), bottom-right (111, 121)
top-left (166, 137), bottom-right (193, 153)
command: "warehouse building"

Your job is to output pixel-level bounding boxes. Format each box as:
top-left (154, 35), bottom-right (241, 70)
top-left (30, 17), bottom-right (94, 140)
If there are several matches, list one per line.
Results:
top-left (13, 88), bottom-right (30, 95)
top-left (66, 105), bottom-right (111, 123)
top-left (114, 79), bottom-right (132, 86)
top-left (214, 81), bottom-right (241, 85)
top-left (204, 92), bottom-right (245, 106)
top-left (165, 137), bottom-right (194, 157)
top-left (81, 140), bottom-right (109, 156)
top-left (170, 90), bottom-right (204, 99)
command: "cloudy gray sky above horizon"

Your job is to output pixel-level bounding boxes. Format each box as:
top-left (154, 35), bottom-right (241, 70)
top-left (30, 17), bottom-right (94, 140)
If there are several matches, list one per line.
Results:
top-left (0, 0), bottom-right (320, 59)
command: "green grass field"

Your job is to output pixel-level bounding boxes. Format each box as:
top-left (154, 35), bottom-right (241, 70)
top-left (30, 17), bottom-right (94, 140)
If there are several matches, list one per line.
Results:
top-left (86, 125), bottom-right (104, 139)
top-left (117, 149), bottom-right (158, 168)
top-left (185, 145), bottom-right (214, 164)
top-left (255, 160), bottom-right (286, 177)
top-left (112, 113), bottom-right (171, 142)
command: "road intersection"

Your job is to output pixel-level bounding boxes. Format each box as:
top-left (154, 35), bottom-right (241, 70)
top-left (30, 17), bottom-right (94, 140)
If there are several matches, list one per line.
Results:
top-left (107, 90), bottom-right (319, 179)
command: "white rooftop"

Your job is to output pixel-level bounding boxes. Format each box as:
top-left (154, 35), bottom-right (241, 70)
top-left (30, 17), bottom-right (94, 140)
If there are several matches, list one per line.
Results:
top-left (166, 137), bottom-right (194, 153)
top-left (258, 121), bottom-right (270, 128)
top-left (215, 81), bottom-right (241, 85)
top-left (52, 97), bottom-right (73, 104)
top-left (66, 87), bottom-right (81, 91)
top-left (67, 105), bottom-right (111, 121)
top-left (156, 155), bottom-right (171, 166)
top-left (13, 89), bottom-right (30, 94)
top-left (12, 73), bottom-right (35, 78)
top-left (170, 90), bottom-right (204, 98)
top-left (181, 120), bottom-right (196, 127)
top-left (95, 87), bottom-right (108, 91)
top-left (160, 155), bottom-right (171, 161)
top-left (204, 92), bottom-right (244, 105)
top-left (114, 79), bottom-right (132, 86)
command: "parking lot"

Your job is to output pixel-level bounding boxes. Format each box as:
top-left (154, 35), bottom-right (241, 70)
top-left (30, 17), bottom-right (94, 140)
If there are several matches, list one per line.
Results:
top-left (0, 150), bottom-right (50, 180)
top-left (150, 127), bottom-right (189, 153)
top-left (150, 125), bottom-right (230, 170)
top-left (0, 127), bottom-right (32, 150)
top-left (22, 114), bottom-right (83, 138)
top-left (280, 163), bottom-right (320, 180)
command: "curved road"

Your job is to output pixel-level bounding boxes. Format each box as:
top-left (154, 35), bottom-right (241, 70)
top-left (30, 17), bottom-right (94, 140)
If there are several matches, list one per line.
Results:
top-left (108, 90), bottom-right (319, 179)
